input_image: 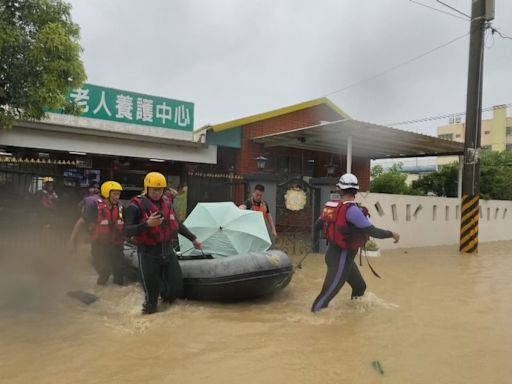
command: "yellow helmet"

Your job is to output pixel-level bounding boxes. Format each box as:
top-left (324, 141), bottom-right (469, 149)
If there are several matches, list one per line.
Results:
top-left (144, 172), bottom-right (167, 194)
top-left (43, 176), bottom-right (54, 183)
top-left (101, 181), bottom-right (123, 199)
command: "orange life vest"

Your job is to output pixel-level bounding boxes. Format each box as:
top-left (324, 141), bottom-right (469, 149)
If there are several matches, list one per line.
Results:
top-left (130, 195), bottom-right (179, 246)
top-left (321, 201), bottom-right (369, 250)
top-left (89, 199), bottom-right (125, 245)
top-left (250, 200), bottom-right (269, 218)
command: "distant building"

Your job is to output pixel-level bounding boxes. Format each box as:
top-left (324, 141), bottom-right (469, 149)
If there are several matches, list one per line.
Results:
top-left (401, 165), bottom-right (437, 186)
top-left (437, 105), bottom-right (512, 167)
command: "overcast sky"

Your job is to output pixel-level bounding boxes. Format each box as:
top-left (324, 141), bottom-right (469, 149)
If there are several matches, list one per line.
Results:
top-left (68, 0), bottom-right (512, 136)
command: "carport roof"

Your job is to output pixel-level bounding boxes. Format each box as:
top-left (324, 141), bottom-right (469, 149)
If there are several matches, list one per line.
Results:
top-left (252, 119), bottom-right (464, 159)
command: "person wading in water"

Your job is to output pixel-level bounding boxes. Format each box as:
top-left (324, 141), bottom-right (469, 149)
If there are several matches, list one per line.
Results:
top-left (311, 173), bottom-right (400, 313)
top-left (124, 172), bottom-right (201, 315)
top-left (69, 181), bottom-right (125, 286)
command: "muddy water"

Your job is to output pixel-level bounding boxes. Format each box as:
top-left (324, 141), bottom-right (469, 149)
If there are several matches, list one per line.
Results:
top-left (0, 239), bottom-right (511, 384)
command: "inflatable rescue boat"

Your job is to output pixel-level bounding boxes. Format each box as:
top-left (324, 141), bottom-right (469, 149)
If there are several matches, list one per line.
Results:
top-left (123, 244), bottom-right (293, 302)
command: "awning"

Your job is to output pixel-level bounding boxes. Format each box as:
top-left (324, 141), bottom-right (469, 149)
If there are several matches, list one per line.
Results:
top-left (2, 120), bottom-right (217, 164)
top-left (252, 119), bottom-right (464, 159)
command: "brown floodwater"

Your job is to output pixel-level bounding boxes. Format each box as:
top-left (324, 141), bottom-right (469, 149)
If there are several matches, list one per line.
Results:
top-left (0, 236), bottom-right (511, 384)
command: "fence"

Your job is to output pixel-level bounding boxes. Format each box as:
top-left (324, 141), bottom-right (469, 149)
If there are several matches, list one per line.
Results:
top-left (355, 193), bottom-right (512, 250)
top-left (187, 173), bottom-right (247, 213)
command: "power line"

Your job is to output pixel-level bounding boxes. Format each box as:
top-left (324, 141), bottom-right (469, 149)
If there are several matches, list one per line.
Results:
top-left (435, 0), bottom-right (471, 19)
top-left (324, 31), bottom-right (470, 96)
top-left (387, 103), bottom-right (512, 126)
top-left (484, 26), bottom-right (496, 48)
top-left (491, 26), bottom-right (512, 41)
top-left (408, 0), bottom-right (469, 21)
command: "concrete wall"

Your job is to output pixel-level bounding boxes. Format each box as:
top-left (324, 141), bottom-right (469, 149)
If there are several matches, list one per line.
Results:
top-left (315, 187), bottom-right (512, 251)
top-left (354, 193), bottom-right (512, 250)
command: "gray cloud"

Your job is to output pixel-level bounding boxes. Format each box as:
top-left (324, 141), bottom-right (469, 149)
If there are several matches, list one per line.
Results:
top-left (69, 0), bottom-right (512, 134)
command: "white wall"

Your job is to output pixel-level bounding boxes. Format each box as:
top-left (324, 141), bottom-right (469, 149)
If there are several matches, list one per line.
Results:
top-left (355, 193), bottom-right (512, 250)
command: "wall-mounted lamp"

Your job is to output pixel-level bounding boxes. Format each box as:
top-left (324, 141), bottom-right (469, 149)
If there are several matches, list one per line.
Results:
top-left (325, 163), bottom-right (336, 177)
top-left (228, 165), bottom-right (235, 178)
top-left (255, 155), bottom-right (268, 170)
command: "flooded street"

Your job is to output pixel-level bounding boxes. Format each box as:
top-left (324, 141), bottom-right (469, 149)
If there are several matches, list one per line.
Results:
top-left (1, 239), bottom-right (511, 384)
top-left (2, 0), bottom-right (512, 383)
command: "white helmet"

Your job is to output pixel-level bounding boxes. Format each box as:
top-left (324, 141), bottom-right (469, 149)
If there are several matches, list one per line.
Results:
top-left (336, 173), bottom-right (359, 190)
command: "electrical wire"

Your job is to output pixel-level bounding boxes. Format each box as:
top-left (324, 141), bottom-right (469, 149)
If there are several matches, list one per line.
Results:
top-left (325, 31), bottom-right (470, 96)
top-left (485, 26), bottom-right (496, 48)
top-left (491, 26), bottom-right (512, 41)
top-left (435, 0), bottom-right (471, 19)
top-left (408, 0), bottom-right (469, 21)
top-left (387, 104), bottom-right (512, 126)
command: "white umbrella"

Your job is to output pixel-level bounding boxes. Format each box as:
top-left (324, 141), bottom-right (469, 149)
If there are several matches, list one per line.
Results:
top-left (179, 202), bottom-right (272, 257)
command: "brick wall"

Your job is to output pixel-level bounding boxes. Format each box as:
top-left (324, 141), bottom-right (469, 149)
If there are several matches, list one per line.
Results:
top-left (237, 104), bottom-right (342, 175)
top-left (245, 104), bottom-right (341, 139)
top-left (224, 103), bottom-right (370, 190)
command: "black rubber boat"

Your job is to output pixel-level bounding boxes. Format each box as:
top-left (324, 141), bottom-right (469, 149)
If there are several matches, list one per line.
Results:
top-left (123, 244), bottom-right (293, 302)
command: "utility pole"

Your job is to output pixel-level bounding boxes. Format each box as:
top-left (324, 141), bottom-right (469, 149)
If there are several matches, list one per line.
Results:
top-left (459, 0), bottom-right (493, 253)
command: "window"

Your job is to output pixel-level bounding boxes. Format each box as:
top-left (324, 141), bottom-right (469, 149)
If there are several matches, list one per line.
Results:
top-left (506, 127), bottom-right (512, 136)
top-left (455, 134), bottom-right (462, 138)
top-left (438, 134), bottom-right (453, 141)
top-left (484, 130), bottom-right (491, 135)
top-left (506, 144), bottom-right (512, 152)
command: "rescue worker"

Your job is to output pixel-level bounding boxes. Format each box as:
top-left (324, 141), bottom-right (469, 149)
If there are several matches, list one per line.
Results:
top-left (311, 173), bottom-right (400, 313)
top-left (40, 177), bottom-right (58, 209)
top-left (69, 181), bottom-right (125, 285)
top-left (124, 172), bottom-right (201, 315)
top-left (38, 177), bottom-right (59, 250)
top-left (163, 186), bottom-right (178, 205)
top-left (78, 181), bottom-right (100, 213)
top-left (239, 184), bottom-right (277, 240)
top-left (41, 177), bottom-right (58, 204)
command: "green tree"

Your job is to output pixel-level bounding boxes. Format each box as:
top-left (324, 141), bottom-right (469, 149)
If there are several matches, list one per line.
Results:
top-left (370, 163), bottom-right (411, 195)
top-left (479, 150), bottom-right (512, 200)
top-left (411, 150), bottom-right (512, 200)
top-left (0, 0), bottom-right (86, 128)
top-left (370, 164), bottom-right (384, 178)
top-left (411, 163), bottom-right (459, 197)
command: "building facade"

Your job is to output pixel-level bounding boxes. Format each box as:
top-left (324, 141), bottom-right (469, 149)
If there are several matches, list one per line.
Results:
top-left (189, 98), bottom-right (370, 233)
top-left (0, 83), bottom-right (215, 225)
top-left (199, 97), bottom-right (463, 237)
top-left (437, 104), bottom-right (512, 166)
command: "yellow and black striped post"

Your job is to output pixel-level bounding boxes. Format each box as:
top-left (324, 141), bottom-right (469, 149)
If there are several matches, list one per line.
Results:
top-left (460, 195), bottom-right (479, 253)
top-left (458, 0), bottom-right (490, 253)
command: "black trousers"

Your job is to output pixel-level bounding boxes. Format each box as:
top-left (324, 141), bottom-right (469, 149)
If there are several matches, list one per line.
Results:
top-left (311, 245), bottom-right (366, 313)
top-left (91, 242), bottom-right (124, 286)
top-left (138, 244), bottom-right (183, 307)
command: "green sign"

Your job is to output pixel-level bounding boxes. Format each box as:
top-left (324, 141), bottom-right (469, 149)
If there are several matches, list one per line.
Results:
top-left (63, 83), bottom-right (194, 132)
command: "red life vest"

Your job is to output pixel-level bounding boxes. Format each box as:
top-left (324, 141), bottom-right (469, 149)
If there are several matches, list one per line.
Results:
top-left (130, 195), bottom-right (179, 246)
top-left (320, 201), bottom-right (369, 250)
top-left (89, 199), bottom-right (125, 245)
top-left (41, 190), bottom-right (58, 209)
